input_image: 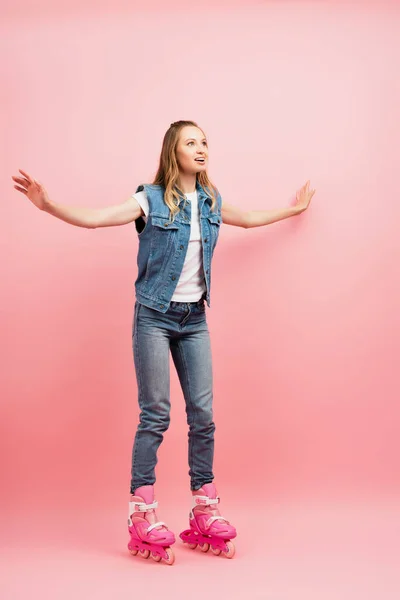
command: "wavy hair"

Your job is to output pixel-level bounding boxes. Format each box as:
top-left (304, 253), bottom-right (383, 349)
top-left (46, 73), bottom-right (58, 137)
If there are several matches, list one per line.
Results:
top-left (151, 120), bottom-right (218, 221)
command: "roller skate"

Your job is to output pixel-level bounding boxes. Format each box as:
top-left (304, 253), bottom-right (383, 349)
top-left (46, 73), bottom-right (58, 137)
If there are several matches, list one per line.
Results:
top-left (127, 485), bottom-right (176, 565)
top-left (179, 482), bottom-right (237, 558)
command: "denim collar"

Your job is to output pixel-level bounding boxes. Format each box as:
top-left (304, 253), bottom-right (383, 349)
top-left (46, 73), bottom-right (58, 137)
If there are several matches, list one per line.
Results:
top-left (176, 180), bottom-right (212, 208)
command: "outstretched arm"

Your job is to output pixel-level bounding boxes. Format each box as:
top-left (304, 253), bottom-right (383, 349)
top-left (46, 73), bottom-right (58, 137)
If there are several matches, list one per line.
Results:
top-left (246, 205), bottom-right (301, 228)
top-left (12, 169), bottom-right (144, 229)
top-left (222, 180), bottom-right (316, 229)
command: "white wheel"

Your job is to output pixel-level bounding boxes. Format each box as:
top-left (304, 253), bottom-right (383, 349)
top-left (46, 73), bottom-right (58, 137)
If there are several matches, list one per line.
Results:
top-left (222, 540), bottom-right (235, 559)
top-left (164, 547), bottom-right (175, 565)
top-left (200, 543), bottom-right (210, 552)
top-left (129, 548), bottom-right (138, 556)
top-left (211, 547), bottom-right (222, 555)
top-left (151, 552), bottom-right (162, 562)
top-left (188, 543), bottom-right (197, 549)
top-left (139, 549), bottom-right (150, 559)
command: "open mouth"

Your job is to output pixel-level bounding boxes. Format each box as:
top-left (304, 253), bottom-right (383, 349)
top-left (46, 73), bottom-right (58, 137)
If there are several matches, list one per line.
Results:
top-left (195, 158), bottom-right (206, 164)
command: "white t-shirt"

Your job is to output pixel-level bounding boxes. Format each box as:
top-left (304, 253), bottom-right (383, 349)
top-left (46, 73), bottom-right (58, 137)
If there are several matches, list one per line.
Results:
top-left (132, 189), bottom-right (206, 302)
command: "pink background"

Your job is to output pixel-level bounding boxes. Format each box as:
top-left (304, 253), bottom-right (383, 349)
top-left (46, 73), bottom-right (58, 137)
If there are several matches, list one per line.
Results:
top-left (1, 1), bottom-right (399, 598)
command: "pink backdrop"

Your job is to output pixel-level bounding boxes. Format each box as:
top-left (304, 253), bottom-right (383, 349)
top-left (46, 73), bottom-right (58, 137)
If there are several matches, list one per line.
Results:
top-left (1, 1), bottom-right (399, 598)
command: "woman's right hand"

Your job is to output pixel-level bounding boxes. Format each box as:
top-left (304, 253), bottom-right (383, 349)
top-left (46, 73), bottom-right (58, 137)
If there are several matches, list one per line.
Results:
top-left (12, 169), bottom-right (51, 211)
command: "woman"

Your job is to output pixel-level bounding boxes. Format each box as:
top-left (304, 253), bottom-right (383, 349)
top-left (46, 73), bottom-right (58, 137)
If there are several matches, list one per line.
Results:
top-left (12, 120), bottom-right (315, 565)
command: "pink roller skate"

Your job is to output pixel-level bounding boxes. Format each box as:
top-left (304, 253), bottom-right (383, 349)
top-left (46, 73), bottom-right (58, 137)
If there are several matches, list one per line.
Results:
top-left (128, 485), bottom-right (175, 565)
top-left (179, 482), bottom-right (237, 558)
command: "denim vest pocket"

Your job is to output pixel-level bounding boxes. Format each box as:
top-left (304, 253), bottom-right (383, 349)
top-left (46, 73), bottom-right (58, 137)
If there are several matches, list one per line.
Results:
top-left (206, 213), bottom-right (222, 249)
top-left (151, 215), bottom-right (180, 230)
top-left (144, 215), bottom-right (180, 285)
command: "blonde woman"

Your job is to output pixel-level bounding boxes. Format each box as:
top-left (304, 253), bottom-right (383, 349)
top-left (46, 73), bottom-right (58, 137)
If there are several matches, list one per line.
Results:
top-left (12, 120), bottom-right (315, 565)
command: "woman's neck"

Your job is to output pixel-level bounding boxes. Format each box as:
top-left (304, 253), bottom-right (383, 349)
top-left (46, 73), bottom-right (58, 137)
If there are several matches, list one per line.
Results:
top-left (178, 173), bottom-right (197, 194)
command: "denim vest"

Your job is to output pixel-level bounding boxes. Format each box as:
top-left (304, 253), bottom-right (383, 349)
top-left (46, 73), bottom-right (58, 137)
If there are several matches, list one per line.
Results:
top-left (134, 179), bottom-right (222, 313)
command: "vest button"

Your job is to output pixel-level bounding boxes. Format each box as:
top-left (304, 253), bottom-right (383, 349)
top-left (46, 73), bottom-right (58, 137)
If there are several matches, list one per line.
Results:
top-left (164, 223), bottom-right (168, 227)
top-left (204, 238), bottom-right (208, 243)
top-left (160, 304), bottom-right (164, 309)
top-left (206, 270), bottom-right (209, 274)
top-left (171, 276), bottom-right (176, 281)
top-left (180, 245), bottom-right (183, 250)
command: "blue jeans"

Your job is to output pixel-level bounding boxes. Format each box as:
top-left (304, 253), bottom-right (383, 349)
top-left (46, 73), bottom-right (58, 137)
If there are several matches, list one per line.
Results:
top-left (130, 295), bottom-right (215, 493)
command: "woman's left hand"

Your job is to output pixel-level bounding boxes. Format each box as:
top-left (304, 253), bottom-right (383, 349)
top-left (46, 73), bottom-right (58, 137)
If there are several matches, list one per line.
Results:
top-left (295, 180), bottom-right (316, 213)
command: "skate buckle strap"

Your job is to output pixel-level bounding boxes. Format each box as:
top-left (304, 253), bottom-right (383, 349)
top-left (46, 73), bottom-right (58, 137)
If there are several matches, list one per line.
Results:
top-left (192, 495), bottom-right (220, 509)
top-left (147, 521), bottom-right (166, 533)
top-left (206, 515), bottom-right (229, 529)
top-left (127, 517), bottom-right (166, 530)
top-left (128, 500), bottom-right (158, 515)
top-left (128, 500), bottom-right (160, 527)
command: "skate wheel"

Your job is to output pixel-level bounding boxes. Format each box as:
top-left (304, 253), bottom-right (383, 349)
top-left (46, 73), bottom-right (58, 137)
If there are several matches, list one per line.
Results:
top-left (222, 540), bottom-right (235, 559)
top-left (200, 542), bottom-right (210, 552)
top-left (188, 543), bottom-right (197, 549)
top-left (129, 549), bottom-right (138, 556)
top-left (163, 547), bottom-right (175, 565)
top-left (151, 552), bottom-right (162, 562)
top-left (211, 547), bottom-right (222, 555)
top-left (139, 549), bottom-right (150, 559)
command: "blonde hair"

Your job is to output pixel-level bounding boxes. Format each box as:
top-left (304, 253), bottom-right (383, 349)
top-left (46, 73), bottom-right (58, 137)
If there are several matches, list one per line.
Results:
top-left (152, 120), bottom-right (218, 221)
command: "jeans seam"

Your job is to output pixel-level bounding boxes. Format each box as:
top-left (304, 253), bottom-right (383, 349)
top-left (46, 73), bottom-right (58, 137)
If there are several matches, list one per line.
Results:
top-left (176, 339), bottom-right (197, 488)
top-left (132, 302), bottom-right (144, 490)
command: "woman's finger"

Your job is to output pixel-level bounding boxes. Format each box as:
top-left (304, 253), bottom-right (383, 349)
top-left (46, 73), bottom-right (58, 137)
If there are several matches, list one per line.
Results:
top-left (12, 176), bottom-right (29, 187)
top-left (14, 185), bottom-right (28, 194)
top-left (19, 169), bottom-right (33, 183)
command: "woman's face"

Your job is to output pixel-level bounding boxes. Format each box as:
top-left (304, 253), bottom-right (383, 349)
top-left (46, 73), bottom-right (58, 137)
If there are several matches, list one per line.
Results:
top-left (175, 126), bottom-right (208, 175)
